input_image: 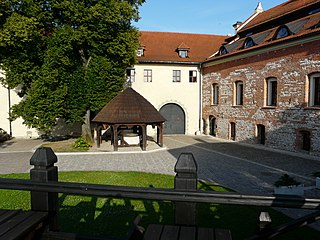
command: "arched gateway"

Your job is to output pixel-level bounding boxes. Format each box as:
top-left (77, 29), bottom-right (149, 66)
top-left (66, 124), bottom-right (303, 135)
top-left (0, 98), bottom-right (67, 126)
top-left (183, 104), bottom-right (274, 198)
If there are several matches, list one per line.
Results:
top-left (160, 103), bottom-right (185, 134)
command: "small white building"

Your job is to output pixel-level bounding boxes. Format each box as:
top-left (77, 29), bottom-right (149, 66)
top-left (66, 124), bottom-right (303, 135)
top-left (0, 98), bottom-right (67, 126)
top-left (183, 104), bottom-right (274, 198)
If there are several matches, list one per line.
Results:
top-left (130, 31), bottom-right (226, 135)
top-left (0, 70), bottom-right (39, 138)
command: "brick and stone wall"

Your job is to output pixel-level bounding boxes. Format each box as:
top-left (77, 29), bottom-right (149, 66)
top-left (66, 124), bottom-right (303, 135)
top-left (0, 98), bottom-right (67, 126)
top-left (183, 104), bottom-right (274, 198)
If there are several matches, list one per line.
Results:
top-left (202, 40), bottom-right (320, 156)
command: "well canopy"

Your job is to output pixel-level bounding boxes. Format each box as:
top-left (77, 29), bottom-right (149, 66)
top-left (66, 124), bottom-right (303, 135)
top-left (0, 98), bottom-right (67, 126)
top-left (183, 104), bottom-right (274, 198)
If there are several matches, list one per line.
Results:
top-left (92, 88), bottom-right (165, 151)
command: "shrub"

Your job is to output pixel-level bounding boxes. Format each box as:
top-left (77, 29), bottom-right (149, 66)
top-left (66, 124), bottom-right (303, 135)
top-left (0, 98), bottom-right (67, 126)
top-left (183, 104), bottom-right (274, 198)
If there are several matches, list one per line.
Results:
top-left (274, 174), bottom-right (301, 187)
top-left (73, 137), bottom-right (92, 150)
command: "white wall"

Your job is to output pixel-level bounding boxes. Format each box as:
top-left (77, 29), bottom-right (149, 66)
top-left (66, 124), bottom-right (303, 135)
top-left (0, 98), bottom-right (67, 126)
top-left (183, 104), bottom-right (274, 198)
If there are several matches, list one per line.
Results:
top-left (131, 64), bottom-right (201, 135)
top-left (0, 71), bottom-right (39, 138)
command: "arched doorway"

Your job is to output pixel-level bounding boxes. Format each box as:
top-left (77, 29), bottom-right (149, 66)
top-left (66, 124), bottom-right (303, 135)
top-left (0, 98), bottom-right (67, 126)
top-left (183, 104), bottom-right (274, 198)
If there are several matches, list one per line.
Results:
top-left (160, 104), bottom-right (185, 134)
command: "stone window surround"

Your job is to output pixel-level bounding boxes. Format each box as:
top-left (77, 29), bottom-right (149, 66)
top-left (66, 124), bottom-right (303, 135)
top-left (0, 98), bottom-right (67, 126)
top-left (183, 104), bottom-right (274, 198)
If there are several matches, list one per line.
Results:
top-left (265, 77), bottom-right (278, 107)
top-left (211, 83), bottom-right (219, 105)
top-left (234, 80), bottom-right (244, 106)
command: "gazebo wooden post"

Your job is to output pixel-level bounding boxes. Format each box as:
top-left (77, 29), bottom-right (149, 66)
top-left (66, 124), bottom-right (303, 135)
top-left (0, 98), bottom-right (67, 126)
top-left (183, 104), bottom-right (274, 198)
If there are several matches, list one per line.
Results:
top-left (113, 124), bottom-right (119, 151)
top-left (157, 123), bottom-right (164, 147)
top-left (141, 124), bottom-right (147, 151)
top-left (96, 125), bottom-right (102, 148)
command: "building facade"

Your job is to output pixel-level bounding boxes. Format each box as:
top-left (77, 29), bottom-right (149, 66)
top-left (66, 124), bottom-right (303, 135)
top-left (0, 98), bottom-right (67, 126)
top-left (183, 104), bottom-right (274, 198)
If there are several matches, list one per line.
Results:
top-left (131, 31), bottom-right (225, 136)
top-left (202, 0), bottom-right (320, 156)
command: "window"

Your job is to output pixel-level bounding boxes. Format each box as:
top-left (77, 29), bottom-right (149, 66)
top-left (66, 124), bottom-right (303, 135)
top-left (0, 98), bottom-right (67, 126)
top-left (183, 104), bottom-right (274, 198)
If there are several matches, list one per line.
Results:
top-left (173, 70), bottom-right (181, 82)
top-left (212, 84), bottom-right (219, 105)
top-left (189, 70), bottom-right (197, 83)
top-left (137, 48), bottom-right (144, 57)
top-left (309, 73), bottom-right (320, 107)
top-left (143, 69), bottom-right (152, 82)
top-left (266, 78), bottom-right (277, 106)
top-left (244, 38), bottom-right (255, 48)
top-left (219, 46), bottom-right (228, 55)
top-left (275, 26), bottom-right (290, 39)
top-left (126, 68), bottom-right (135, 83)
top-left (234, 81), bottom-right (243, 105)
top-left (179, 50), bottom-right (188, 58)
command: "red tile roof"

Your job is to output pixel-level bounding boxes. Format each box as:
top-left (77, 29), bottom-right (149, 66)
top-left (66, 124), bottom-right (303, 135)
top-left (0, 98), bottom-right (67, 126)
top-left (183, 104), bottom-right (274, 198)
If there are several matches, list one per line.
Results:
top-left (239, 0), bottom-right (320, 32)
top-left (206, 0), bottom-right (320, 61)
top-left (138, 31), bottom-right (227, 63)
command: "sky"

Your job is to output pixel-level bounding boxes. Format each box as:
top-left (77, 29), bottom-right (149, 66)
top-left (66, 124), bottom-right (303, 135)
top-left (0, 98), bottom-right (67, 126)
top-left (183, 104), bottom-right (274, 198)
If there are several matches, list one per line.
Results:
top-left (134, 0), bottom-right (287, 35)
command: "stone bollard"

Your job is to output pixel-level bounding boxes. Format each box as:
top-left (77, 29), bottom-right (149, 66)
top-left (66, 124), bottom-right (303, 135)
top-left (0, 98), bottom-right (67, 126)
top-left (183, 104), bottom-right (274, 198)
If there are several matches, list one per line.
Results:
top-left (174, 152), bottom-right (198, 225)
top-left (30, 147), bottom-right (59, 231)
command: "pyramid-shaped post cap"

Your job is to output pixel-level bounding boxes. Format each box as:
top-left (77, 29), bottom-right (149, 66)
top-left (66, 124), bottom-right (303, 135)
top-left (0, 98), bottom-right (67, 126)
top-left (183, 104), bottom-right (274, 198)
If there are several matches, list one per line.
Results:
top-left (30, 147), bottom-right (57, 167)
top-left (174, 153), bottom-right (197, 174)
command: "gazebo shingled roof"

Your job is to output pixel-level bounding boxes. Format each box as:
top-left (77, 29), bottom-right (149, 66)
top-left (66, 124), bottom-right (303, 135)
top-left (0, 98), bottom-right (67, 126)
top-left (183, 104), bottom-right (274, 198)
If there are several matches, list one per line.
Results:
top-left (92, 88), bottom-right (165, 151)
top-left (93, 88), bottom-right (165, 124)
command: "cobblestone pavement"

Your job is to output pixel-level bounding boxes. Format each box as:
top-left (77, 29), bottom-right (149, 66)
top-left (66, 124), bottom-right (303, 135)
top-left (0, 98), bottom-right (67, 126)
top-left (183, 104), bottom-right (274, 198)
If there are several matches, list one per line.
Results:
top-left (1, 135), bottom-right (320, 230)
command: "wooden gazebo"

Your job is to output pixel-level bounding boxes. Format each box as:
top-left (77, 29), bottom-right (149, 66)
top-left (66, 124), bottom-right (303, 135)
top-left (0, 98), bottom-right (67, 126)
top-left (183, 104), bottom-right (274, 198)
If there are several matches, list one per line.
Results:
top-left (92, 88), bottom-right (166, 151)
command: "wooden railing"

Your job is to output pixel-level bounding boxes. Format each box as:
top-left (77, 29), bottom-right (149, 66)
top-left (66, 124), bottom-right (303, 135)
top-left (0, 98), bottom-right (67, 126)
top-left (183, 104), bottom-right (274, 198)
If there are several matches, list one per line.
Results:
top-left (0, 147), bottom-right (320, 239)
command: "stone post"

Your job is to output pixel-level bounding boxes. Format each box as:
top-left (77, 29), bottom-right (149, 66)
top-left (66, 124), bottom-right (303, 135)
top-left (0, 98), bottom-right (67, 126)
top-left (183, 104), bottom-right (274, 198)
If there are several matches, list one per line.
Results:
top-left (30, 147), bottom-right (59, 231)
top-left (174, 153), bottom-right (198, 225)
top-left (257, 211), bottom-right (272, 233)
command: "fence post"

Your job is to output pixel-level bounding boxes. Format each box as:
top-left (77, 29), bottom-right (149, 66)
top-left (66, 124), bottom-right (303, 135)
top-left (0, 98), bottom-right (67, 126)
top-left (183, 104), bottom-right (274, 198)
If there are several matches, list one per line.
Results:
top-left (257, 211), bottom-right (272, 233)
top-left (174, 152), bottom-right (198, 225)
top-left (30, 147), bottom-right (59, 231)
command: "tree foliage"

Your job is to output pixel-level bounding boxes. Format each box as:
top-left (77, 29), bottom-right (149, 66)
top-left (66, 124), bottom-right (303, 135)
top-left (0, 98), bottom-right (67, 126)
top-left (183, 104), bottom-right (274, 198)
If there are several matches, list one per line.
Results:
top-left (0, 0), bottom-right (144, 132)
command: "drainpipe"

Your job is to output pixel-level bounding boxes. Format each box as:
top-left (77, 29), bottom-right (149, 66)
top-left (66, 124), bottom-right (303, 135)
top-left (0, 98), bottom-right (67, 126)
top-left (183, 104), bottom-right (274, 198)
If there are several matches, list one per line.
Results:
top-left (198, 63), bottom-right (203, 134)
top-left (7, 87), bottom-right (12, 137)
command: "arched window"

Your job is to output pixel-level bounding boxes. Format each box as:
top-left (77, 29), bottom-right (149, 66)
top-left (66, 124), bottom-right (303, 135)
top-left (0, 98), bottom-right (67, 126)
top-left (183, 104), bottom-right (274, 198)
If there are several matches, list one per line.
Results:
top-left (219, 46), bottom-right (228, 55)
top-left (275, 26), bottom-right (290, 39)
top-left (243, 37), bottom-right (255, 48)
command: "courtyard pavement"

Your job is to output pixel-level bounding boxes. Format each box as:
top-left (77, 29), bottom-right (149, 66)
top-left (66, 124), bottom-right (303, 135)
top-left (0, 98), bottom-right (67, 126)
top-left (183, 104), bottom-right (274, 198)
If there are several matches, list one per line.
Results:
top-left (1, 135), bottom-right (320, 231)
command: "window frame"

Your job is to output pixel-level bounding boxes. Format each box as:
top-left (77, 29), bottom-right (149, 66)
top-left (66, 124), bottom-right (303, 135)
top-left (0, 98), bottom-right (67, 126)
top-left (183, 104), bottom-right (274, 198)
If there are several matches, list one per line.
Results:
top-left (143, 69), bottom-right (152, 82)
top-left (126, 68), bottom-right (135, 83)
top-left (243, 37), bottom-right (255, 49)
top-left (275, 26), bottom-right (290, 39)
top-left (266, 78), bottom-right (277, 106)
top-left (211, 83), bottom-right (219, 105)
top-left (309, 73), bottom-right (320, 107)
top-left (178, 50), bottom-right (188, 58)
top-left (172, 70), bottom-right (181, 82)
top-left (234, 81), bottom-right (244, 106)
top-left (189, 70), bottom-right (197, 83)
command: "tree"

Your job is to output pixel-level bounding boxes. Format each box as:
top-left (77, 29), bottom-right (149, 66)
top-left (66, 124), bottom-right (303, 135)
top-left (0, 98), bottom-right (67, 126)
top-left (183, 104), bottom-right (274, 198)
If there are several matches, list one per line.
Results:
top-left (0, 0), bottom-right (144, 139)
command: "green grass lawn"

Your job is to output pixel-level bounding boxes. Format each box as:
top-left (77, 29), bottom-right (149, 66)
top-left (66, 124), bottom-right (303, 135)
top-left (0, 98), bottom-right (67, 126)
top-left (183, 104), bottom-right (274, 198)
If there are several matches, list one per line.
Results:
top-left (0, 171), bottom-right (319, 240)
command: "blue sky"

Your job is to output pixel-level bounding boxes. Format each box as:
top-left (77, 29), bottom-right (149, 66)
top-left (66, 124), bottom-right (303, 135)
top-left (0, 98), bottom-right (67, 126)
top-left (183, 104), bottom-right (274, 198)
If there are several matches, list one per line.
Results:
top-left (134, 0), bottom-right (287, 35)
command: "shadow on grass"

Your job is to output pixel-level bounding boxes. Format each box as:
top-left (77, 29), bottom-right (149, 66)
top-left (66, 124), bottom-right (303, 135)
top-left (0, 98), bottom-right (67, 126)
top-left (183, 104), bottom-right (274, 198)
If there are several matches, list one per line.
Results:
top-left (56, 181), bottom-right (320, 240)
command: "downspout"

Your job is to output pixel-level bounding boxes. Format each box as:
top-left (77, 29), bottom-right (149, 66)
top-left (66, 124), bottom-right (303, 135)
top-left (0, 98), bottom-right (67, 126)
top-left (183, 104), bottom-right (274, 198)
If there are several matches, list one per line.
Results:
top-left (198, 63), bottom-right (203, 134)
top-left (7, 87), bottom-right (12, 137)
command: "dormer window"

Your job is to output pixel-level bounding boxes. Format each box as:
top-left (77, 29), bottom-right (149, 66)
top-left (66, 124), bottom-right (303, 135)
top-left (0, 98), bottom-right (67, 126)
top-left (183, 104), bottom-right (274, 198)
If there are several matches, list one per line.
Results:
top-left (177, 42), bottom-right (190, 58)
top-left (244, 37), bottom-right (255, 48)
top-left (219, 46), bottom-right (228, 55)
top-left (275, 26), bottom-right (290, 39)
top-left (178, 49), bottom-right (188, 58)
top-left (137, 47), bottom-right (144, 57)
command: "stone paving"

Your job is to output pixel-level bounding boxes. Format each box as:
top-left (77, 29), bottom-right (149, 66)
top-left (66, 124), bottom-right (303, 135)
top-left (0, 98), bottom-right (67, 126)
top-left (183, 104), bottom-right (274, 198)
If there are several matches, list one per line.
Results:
top-left (1, 135), bottom-right (320, 231)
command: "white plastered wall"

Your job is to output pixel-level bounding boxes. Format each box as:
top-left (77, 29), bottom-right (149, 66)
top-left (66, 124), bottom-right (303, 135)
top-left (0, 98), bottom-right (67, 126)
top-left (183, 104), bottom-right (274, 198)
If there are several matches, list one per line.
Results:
top-left (131, 63), bottom-right (201, 136)
top-left (0, 70), bottom-right (39, 138)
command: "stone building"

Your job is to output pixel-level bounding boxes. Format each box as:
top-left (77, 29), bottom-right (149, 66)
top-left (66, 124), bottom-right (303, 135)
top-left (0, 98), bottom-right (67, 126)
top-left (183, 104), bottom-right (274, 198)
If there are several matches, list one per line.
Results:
top-left (202, 0), bottom-right (320, 156)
